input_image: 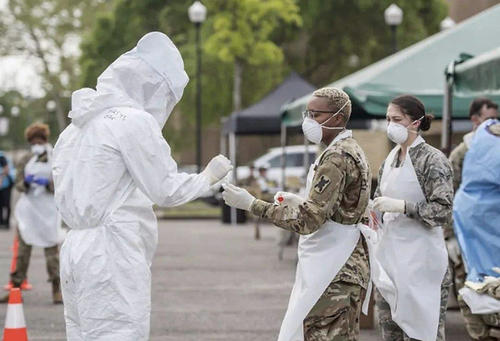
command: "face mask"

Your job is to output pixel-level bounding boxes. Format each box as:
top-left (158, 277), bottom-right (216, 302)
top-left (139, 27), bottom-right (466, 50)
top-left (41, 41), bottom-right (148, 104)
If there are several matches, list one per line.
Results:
top-left (31, 144), bottom-right (45, 155)
top-left (386, 117), bottom-right (423, 144)
top-left (302, 101), bottom-right (349, 144)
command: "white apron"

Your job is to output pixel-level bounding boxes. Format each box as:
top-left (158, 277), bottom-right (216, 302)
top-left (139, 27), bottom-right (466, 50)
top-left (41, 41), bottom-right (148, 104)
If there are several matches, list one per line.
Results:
top-left (278, 130), bottom-right (372, 341)
top-left (15, 149), bottom-right (64, 248)
top-left (372, 137), bottom-right (448, 341)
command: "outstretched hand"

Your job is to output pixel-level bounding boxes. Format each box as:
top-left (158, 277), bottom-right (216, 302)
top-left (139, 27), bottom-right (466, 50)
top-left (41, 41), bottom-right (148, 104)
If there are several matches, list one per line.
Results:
top-left (221, 183), bottom-right (256, 211)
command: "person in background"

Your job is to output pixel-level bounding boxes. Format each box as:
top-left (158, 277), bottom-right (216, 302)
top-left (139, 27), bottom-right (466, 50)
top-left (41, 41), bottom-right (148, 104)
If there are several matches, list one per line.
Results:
top-left (453, 119), bottom-right (500, 341)
top-left (0, 150), bottom-right (14, 229)
top-left (0, 123), bottom-right (63, 304)
top-left (447, 98), bottom-right (499, 297)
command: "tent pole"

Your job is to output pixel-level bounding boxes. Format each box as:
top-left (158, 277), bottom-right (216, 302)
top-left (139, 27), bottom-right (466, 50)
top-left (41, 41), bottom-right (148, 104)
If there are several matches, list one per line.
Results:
top-left (281, 123), bottom-right (287, 191)
top-left (229, 132), bottom-right (237, 225)
top-left (442, 62), bottom-right (454, 156)
top-left (220, 119), bottom-right (227, 157)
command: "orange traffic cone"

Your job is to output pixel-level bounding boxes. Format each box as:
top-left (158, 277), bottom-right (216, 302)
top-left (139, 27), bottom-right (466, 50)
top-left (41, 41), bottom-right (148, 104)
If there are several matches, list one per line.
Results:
top-left (4, 235), bottom-right (32, 291)
top-left (2, 288), bottom-right (28, 341)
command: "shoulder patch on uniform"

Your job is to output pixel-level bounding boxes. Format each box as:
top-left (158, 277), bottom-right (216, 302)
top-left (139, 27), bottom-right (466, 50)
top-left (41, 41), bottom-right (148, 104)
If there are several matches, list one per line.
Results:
top-left (314, 175), bottom-right (331, 193)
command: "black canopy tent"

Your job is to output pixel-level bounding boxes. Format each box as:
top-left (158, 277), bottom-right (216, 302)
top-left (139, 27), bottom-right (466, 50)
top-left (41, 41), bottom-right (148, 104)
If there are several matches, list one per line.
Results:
top-left (222, 72), bottom-right (315, 136)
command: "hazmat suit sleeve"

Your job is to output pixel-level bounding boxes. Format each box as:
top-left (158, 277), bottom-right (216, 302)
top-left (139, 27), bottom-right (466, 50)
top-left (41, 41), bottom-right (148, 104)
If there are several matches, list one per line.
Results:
top-left (115, 113), bottom-right (210, 207)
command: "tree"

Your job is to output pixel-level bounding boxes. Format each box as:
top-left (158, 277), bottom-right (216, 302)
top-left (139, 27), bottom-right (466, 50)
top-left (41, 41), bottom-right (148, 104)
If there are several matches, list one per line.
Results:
top-left (284, 0), bottom-right (448, 86)
top-left (204, 0), bottom-right (302, 111)
top-left (78, 0), bottom-right (296, 154)
top-left (0, 0), bottom-right (110, 132)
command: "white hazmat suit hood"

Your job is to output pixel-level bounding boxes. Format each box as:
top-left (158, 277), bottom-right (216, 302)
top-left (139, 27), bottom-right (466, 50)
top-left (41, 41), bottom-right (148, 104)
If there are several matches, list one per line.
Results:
top-left (69, 31), bottom-right (188, 128)
top-left (52, 32), bottom-right (209, 341)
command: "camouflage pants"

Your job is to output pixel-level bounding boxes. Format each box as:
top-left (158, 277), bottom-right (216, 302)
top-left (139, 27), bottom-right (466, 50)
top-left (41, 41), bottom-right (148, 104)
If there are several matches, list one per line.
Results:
top-left (375, 269), bottom-right (451, 341)
top-left (11, 230), bottom-right (60, 286)
top-left (303, 281), bottom-right (365, 341)
top-left (458, 293), bottom-right (500, 340)
top-left (450, 253), bottom-right (467, 293)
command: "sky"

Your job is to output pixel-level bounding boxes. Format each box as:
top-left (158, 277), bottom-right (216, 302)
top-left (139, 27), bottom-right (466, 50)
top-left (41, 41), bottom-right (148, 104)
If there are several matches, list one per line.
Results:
top-left (0, 0), bottom-right (48, 97)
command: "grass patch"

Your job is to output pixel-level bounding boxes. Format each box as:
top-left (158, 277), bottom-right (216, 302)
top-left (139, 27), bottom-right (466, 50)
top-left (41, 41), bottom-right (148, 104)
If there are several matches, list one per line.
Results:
top-left (155, 200), bottom-right (220, 219)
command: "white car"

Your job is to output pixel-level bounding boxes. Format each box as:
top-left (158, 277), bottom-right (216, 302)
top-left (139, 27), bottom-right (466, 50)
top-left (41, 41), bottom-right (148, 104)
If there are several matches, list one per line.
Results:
top-left (237, 145), bottom-right (319, 187)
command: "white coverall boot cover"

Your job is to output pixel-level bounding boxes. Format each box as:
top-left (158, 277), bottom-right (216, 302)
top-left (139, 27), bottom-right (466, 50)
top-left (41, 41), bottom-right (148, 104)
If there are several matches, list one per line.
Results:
top-left (53, 32), bottom-right (211, 341)
top-left (371, 136), bottom-right (448, 341)
top-left (277, 130), bottom-right (372, 341)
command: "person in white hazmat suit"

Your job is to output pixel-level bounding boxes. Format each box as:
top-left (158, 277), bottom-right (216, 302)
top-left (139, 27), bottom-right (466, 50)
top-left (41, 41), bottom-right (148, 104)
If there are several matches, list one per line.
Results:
top-left (52, 32), bottom-right (232, 340)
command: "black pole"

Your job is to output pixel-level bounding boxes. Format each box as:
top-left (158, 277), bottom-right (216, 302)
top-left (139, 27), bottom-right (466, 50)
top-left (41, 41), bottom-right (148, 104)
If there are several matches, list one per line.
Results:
top-left (390, 25), bottom-right (397, 54)
top-left (195, 22), bottom-right (202, 173)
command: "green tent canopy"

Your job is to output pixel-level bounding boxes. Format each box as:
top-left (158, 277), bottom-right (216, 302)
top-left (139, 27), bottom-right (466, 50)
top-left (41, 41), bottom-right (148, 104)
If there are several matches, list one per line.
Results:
top-left (453, 47), bottom-right (500, 97)
top-left (282, 4), bottom-right (500, 127)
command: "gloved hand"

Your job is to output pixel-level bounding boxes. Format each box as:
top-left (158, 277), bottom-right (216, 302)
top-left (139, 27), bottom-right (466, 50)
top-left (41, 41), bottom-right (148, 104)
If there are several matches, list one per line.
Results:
top-left (202, 155), bottom-right (233, 185)
top-left (33, 177), bottom-right (50, 186)
top-left (373, 197), bottom-right (405, 213)
top-left (24, 174), bottom-right (35, 184)
top-left (274, 191), bottom-right (304, 207)
top-left (446, 237), bottom-right (461, 264)
top-left (221, 183), bottom-right (256, 211)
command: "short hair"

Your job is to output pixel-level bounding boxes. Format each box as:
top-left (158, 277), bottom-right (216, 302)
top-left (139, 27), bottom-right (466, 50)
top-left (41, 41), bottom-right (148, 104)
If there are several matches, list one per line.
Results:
top-left (469, 97), bottom-right (498, 118)
top-left (312, 87), bottom-right (352, 121)
top-left (25, 122), bottom-right (50, 143)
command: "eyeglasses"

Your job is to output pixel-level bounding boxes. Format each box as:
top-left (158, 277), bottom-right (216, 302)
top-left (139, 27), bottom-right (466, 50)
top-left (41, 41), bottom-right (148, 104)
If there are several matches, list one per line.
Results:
top-left (302, 109), bottom-right (336, 119)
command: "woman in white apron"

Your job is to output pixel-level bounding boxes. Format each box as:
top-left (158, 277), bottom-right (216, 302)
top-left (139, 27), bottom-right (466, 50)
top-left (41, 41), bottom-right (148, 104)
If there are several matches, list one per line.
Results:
top-left (1, 123), bottom-right (63, 304)
top-left (223, 88), bottom-right (372, 340)
top-left (372, 95), bottom-right (453, 341)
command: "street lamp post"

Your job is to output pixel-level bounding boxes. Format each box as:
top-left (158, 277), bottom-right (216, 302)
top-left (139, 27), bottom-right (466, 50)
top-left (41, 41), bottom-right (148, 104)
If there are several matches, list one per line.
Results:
top-left (188, 1), bottom-right (207, 173)
top-left (0, 117), bottom-right (9, 137)
top-left (46, 100), bottom-right (57, 123)
top-left (384, 4), bottom-right (403, 54)
top-left (440, 16), bottom-right (456, 31)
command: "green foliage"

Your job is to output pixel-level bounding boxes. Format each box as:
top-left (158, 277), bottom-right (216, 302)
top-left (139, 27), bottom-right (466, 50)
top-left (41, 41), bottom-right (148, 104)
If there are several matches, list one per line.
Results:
top-left (76, 0), bottom-right (447, 153)
top-left (0, 0), bottom-right (111, 133)
top-left (0, 91), bottom-right (66, 149)
top-left (204, 0), bottom-right (302, 65)
top-left (287, 0), bottom-right (448, 85)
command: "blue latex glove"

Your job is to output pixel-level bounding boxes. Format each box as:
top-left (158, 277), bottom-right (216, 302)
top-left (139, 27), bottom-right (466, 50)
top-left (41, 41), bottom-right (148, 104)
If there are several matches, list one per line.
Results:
top-left (33, 177), bottom-right (50, 186)
top-left (24, 174), bottom-right (35, 184)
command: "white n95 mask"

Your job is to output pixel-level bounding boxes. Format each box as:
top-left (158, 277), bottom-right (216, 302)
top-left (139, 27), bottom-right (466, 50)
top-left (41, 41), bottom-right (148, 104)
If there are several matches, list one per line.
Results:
top-left (386, 122), bottom-right (409, 144)
top-left (386, 117), bottom-right (424, 144)
top-left (301, 100), bottom-right (349, 144)
top-left (31, 144), bottom-right (46, 155)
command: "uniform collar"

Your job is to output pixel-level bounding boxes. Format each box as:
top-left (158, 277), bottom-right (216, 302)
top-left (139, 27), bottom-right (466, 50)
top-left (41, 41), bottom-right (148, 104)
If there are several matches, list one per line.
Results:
top-left (326, 129), bottom-right (352, 149)
top-left (409, 135), bottom-right (425, 149)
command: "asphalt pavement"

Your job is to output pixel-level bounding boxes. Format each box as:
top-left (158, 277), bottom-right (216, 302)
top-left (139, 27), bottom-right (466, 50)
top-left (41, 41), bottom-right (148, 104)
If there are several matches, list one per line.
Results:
top-left (0, 220), bottom-right (471, 340)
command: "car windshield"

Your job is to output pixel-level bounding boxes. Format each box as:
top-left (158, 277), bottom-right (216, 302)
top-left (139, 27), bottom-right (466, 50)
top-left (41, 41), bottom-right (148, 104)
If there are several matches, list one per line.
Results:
top-left (265, 152), bottom-right (316, 168)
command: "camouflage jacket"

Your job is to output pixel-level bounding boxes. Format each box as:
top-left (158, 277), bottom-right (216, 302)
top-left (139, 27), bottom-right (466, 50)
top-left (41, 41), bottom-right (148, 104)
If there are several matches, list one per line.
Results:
top-left (251, 135), bottom-right (372, 288)
top-left (15, 151), bottom-right (54, 193)
top-left (449, 131), bottom-right (474, 193)
top-left (374, 139), bottom-right (454, 229)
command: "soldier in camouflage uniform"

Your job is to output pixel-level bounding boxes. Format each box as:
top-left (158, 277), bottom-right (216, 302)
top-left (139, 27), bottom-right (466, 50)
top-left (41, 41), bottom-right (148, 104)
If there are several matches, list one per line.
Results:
top-left (0, 123), bottom-right (62, 304)
top-left (223, 87), bottom-right (371, 340)
top-left (372, 95), bottom-right (453, 341)
top-left (447, 98), bottom-right (498, 295)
